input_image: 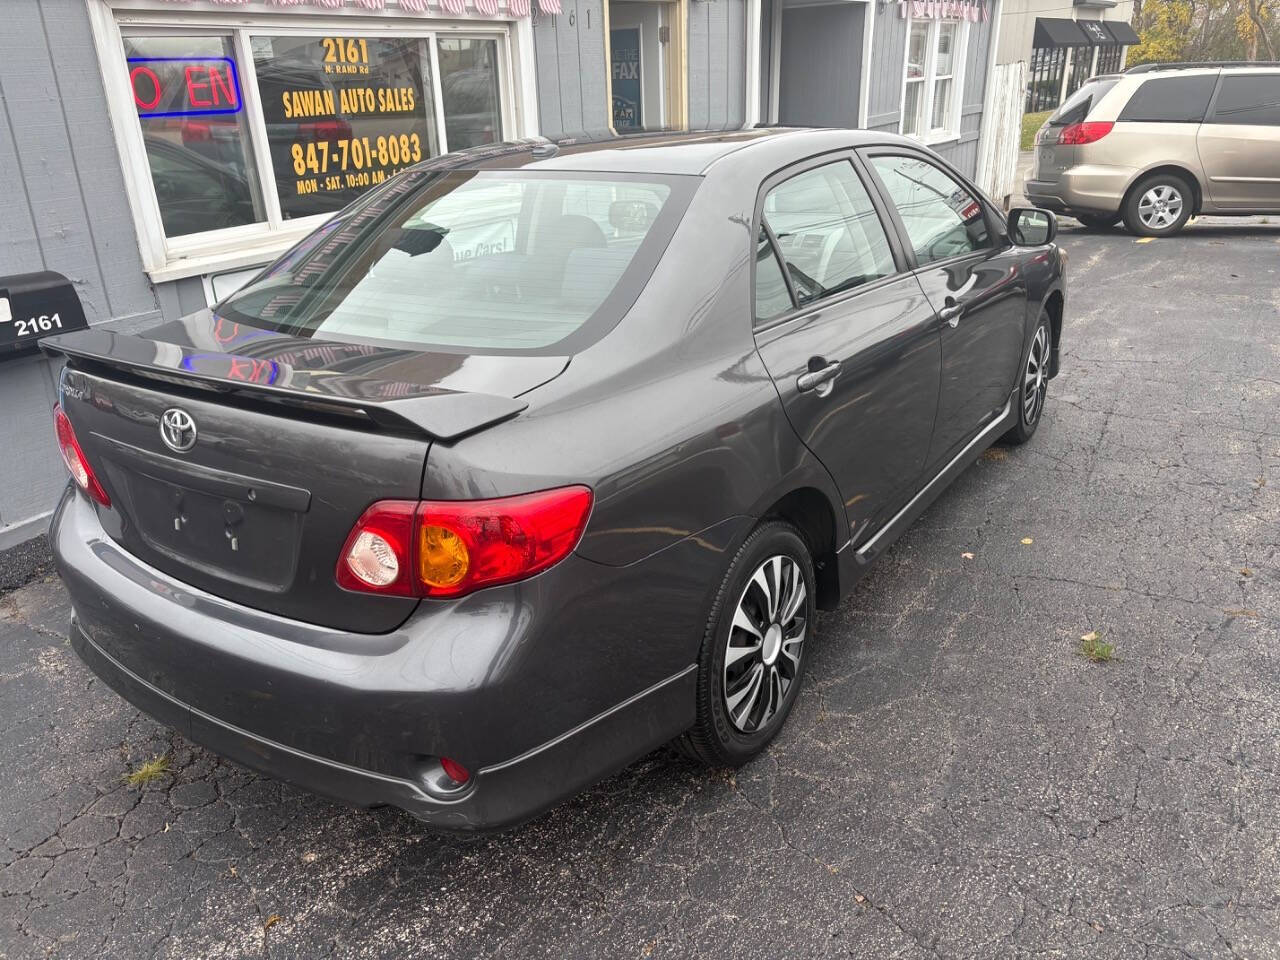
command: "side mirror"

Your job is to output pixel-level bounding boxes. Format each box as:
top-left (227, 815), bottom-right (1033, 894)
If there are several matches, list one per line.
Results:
top-left (1008, 207), bottom-right (1057, 246)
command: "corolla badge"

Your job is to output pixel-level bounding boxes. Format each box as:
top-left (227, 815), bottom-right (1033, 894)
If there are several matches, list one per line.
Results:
top-left (159, 408), bottom-right (198, 453)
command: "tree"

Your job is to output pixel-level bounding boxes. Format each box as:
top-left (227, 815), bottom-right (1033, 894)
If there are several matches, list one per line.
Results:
top-left (1130, 0), bottom-right (1277, 62)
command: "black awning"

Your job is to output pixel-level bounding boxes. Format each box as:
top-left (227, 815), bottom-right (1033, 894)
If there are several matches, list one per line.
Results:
top-left (1034, 18), bottom-right (1091, 48)
top-left (1104, 20), bottom-right (1141, 44)
top-left (1077, 19), bottom-right (1114, 44)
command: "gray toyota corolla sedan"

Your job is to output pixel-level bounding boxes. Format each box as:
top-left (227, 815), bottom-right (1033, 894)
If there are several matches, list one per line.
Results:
top-left (45, 129), bottom-right (1065, 831)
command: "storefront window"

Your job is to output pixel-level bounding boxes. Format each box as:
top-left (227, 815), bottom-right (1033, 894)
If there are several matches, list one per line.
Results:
top-left (438, 38), bottom-right (502, 150)
top-left (903, 22), bottom-right (930, 137)
top-left (252, 35), bottom-right (441, 220)
top-left (112, 18), bottom-right (511, 267)
top-left (931, 23), bottom-right (957, 132)
top-left (901, 19), bottom-right (967, 142)
top-left (124, 35), bottom-right (266, 238)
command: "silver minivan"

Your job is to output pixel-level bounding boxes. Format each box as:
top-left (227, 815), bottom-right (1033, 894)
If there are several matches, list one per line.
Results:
top-left (1025, 63), bottom-right (1280, 236)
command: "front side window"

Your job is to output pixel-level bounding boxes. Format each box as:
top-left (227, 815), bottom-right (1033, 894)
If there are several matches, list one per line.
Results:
top-left (218, 172), bottom-right (690, 352)
top-left (1209, 74), bottom-right (1280, 126)
top-left (901, 19), bottom-right (967, 140)
top-left (760, 162), bottom-right (895, 307)
top-left (124, 35), bottom-right (267, 238)
top-left (871, 155), bottom-right (989, 266)
top-left (1118, 75), bottom-right (1217, 123)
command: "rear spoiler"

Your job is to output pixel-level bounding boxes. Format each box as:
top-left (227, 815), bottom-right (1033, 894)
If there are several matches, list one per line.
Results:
top-left (41, 329), bottom-right (527, 442)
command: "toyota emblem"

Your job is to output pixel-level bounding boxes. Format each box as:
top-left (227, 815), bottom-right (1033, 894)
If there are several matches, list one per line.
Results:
top-left (159, 408), bottom-right (198, 453)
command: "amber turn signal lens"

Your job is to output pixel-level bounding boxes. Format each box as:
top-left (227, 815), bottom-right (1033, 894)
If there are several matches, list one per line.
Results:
top-left (419, 523), bottom-right (470, 589)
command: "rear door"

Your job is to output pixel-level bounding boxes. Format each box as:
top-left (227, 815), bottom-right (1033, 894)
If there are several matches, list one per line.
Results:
top-left (751, 154), bottom-right (942, 541)
top-left (863, 149), bottom-right (1027, 469)
top-left (1198, 72), bottom-right (1280, 210)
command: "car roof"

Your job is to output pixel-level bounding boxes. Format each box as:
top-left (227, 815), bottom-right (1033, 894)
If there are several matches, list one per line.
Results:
top-left (432, 127), bottom-right (920, 177)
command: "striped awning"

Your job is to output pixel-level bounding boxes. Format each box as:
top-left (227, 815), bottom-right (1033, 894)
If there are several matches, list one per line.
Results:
top-left (155, 0), bottom-right (561, 17)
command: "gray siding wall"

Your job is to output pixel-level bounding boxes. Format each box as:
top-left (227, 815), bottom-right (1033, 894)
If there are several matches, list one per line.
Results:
top-left (0, 0), bottom-right (159, 543)
top-left (688, 0), bottom-right (747, 130)
top-left (534, 0), bottom-right (747, 136)
top-left (866, 8), bottom-right (994, 178)
top-left (533, 0), bottom-right (612, 139)
top-left (777, 3), bottom-right (863, 128)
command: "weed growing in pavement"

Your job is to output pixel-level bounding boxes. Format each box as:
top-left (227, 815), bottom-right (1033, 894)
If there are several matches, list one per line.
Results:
top-left (124, 754), bottom-right (171, 787)
top-left (1079, 631), bottom-right (1117, 663)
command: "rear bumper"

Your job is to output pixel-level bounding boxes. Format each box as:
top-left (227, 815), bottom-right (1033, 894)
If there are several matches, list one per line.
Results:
top-left (51, 487), bottom-right (701, 831)
top-left (1025, 165), bottom-right (1135, 216)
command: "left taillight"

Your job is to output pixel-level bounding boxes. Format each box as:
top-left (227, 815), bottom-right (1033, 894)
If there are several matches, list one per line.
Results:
top-left (337, 486), bottom-right (593, 600)
top-left (53, 405), bottom-right (111, 507)
top-left (1057, 121), bottom-right (1114, 145)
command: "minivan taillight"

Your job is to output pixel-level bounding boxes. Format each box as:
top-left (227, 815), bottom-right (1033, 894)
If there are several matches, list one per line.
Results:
top-left (53, 405), bottom-right (111, 507)
top-left (337, 487), bottom-right (593, 599)
top-left (1057, 121), bottom-right (1114, 145)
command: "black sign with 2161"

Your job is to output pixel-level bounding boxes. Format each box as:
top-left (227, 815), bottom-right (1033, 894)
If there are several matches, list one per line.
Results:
top-left (0, 272), bottom-right (89, 359)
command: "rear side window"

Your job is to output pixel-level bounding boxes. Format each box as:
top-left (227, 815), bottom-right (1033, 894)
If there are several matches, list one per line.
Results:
top-left (1118, 76), bottom-right (1217, 123)
top-left (218, 170), bottom-right (694, 353)
top-left (755, 227), bottom-right (793, 323)
top-left (759, 161), bottom-right (895, 308)
top-left (1049, 78), bottom-right (1119, 125)
top-left (1209, 74), bottom-right (1280, 125)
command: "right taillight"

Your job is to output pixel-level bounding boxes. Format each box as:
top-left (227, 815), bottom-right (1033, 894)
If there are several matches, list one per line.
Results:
top-left (337, 486), bottom-right (593, 600)
top-left (53, 405), bottom-right (111, 507)
top-left (1057, 121), bottom-right (1114, 145)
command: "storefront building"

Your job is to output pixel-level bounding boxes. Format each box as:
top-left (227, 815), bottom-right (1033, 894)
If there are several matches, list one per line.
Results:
top-left (995, 0), bottom-right (1138, 112)
top-left (0, 0), bottom-right (1005, 546)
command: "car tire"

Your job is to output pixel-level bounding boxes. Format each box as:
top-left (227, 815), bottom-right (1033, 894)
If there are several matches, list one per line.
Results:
top-left (1001, 311), bottom-right (1052, 446)
top-left (1122, 173), bottom-right (1194, 237)
top-left (1075, 213), bottom-right (1120, 231)
top-left (677, 520), bottom-right (815, 767)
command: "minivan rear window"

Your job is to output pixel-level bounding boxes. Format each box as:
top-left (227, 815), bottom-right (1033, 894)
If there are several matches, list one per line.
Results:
top-left (217, 169), bottom-right (697, 354)
top-left (1049, 78), bottom-right (1118, 125)
top-left (1209, 74), bottom-right (1280, 125)
top-left (1117, 75), bottom-right (1217, 123)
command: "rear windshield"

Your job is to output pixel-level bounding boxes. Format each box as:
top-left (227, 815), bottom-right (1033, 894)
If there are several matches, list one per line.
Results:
top-left (217, 169), bottom-right (696, 354)
top-left (1049, 78), bottom-right (1119, 125)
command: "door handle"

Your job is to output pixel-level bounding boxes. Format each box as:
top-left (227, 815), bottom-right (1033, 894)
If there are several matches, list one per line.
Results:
top-left (939, 298), bottom-right (963, 328)
top-left (797, 360), bottom-right (841, 393)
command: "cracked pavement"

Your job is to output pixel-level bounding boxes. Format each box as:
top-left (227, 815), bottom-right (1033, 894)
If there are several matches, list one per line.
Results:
top-left (2, 220), bottom-right (1279, 959)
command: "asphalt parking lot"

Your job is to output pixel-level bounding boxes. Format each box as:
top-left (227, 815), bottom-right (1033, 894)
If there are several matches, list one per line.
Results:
top-left (2, 219), bottom-right (1279, 960)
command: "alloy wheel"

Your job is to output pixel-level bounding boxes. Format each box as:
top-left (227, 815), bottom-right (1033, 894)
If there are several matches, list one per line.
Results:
top-left (1024, 325), bottom-right (1049, 426)
top-left (1137, 184), bottom-right (1183, 230)
top-left (723, 555), bottom-right (806, 733)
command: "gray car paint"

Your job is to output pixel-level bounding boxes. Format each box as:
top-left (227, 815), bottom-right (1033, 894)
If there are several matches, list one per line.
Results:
top-left (46, 128), bottom-right (1065, 831)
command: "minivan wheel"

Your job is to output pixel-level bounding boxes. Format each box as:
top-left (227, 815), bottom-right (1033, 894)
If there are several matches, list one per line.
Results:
top-left (1002, 312), bottom-right (1052, 446)
top-left (1123, 173), bottom-right (1194, 237)
top-left (677, 521), bottom-right (814, 766)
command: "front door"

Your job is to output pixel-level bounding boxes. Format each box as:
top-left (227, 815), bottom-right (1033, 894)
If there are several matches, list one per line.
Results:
top-left (751, 156), bottom-right (942, 542)
top-left (864, 151), bottom-right (1027, 468)
top-left (1199, 72), bottom-right (1280, 210)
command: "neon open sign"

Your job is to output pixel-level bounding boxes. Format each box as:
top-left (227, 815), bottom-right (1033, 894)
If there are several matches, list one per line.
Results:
top-left (128, 57), bottom-right (243, 118)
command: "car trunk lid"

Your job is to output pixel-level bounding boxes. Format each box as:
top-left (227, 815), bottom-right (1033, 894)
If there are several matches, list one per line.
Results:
top-left (44, 312), bottom-right (567, 633)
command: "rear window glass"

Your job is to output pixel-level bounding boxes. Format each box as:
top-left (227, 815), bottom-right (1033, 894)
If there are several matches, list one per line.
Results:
top-left (1118, 76), bottom-right (1217, 123)
top-left (217, 169), bottom-right (695, 353)
top-left (1049, 78), bottom-right (1118, 125)
top-left (1209, 74), bottom-right (1280, 125)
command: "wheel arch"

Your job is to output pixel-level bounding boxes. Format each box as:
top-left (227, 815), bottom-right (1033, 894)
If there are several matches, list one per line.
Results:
top-left (1041, 285), bottom-right (1065, 378)
top-left (1124, 164), bottom-right (1204, 216)
top-left (758, 485), bottom-right (844, 612)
